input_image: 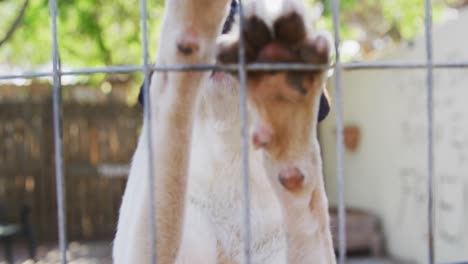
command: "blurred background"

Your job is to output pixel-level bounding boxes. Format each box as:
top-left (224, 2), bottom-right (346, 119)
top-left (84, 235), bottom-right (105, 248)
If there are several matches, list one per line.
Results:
top-left (0, 0), bottom-right (467, 263)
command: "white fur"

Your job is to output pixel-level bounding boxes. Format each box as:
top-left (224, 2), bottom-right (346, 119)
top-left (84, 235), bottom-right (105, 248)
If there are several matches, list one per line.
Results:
top-left (113, 0), bottom-right (336, 263)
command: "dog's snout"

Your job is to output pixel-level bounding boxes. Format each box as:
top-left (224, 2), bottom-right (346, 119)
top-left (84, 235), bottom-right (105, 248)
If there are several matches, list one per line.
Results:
top-left (278, 167), bottom-right (304, 191)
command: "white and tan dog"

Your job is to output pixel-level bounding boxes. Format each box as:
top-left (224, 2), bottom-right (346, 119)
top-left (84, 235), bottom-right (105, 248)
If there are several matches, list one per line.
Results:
top-left (113, 0), bottom-right (335, 263)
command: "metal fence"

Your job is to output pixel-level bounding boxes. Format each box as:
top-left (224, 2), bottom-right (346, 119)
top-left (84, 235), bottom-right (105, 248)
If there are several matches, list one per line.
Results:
top-left (1, 0), bottom-right (468, 263)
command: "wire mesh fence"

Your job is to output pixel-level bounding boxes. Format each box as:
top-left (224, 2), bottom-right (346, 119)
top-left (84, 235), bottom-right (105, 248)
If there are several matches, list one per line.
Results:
top-left (1, 0), bottom-right (468, 263)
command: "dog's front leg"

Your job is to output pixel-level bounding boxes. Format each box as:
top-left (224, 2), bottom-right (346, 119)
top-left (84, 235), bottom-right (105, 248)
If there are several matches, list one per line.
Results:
top-left (151, 2), bottom-right (232, 263)
top-left (217, 0), bottom-right (336, 262)
top-left (113, 1), bottom-right (231, 264)
top-left (263, 146), bottom-right (336, 264)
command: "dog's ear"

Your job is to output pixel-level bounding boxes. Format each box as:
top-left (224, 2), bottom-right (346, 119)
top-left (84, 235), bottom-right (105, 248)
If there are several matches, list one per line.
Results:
top-left (138, 82), bottom-right (144, 106)
top-left (138, 71), bottom-right (154, 107)
top-left (317, 89), bottom-right (330, 123)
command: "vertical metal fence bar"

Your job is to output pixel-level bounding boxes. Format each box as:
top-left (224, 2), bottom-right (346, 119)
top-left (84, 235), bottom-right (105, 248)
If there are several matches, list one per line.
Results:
top-left (0, 1), bottom-right (449, 263)
top-left (48, 0), bottom-right (68, 263)
top-left (424, 0), bottom-right (435, 263)
top-left (331, 0), bottom-right (346, 263)
top-left (139, 0), bottom-right (157, 263)
top-left (237, 1), bottom-right (252, 263)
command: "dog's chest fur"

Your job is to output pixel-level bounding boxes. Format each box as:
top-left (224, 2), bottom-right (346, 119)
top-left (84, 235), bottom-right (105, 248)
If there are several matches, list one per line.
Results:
top-left (116, 1), bottom-right (336, 262)
top-left (185, 77), bottom-right (287, 261)
top-left (120, 75), bottom-right (288, 262)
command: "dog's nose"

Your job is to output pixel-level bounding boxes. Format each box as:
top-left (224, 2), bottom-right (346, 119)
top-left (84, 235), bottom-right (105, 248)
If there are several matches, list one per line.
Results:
top-left (278, 167), bottom-right (304, 191)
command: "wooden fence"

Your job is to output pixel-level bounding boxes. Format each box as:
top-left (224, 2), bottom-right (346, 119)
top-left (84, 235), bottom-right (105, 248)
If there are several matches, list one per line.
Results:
top-left (0, 99), bottom-right (141, 242)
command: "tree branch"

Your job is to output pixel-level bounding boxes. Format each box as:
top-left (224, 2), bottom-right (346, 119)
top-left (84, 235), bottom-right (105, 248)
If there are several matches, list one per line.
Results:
top-left (0, 0), bottom-right (30, 47)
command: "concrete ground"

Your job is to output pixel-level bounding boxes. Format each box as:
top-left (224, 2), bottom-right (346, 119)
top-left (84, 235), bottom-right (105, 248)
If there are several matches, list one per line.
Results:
top-left (0, 242), bottom-right (112, 264)
top-left (0, 241), bottom-right (402, 264)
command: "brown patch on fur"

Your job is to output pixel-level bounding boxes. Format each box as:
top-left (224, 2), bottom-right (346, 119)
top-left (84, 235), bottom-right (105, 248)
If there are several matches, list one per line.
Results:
top-left (176, 29), bottom-right (200, 56)
top-left (279, 167), bottom-right (305, 191)
top-left (309, 188), bottom-right (330, 233)
top-left (247, 72), bottom-right (323, 160)
top-left (308, 189), bottom-right (320, 212)
top-left (216, 11), bottom-right (329, 160)
top-left (177, 43), bottom-right (197, 55)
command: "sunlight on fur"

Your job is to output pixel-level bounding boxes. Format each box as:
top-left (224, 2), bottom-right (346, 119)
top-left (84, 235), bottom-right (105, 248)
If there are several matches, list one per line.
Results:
top-left (113, 0), bottom-right (336, 263)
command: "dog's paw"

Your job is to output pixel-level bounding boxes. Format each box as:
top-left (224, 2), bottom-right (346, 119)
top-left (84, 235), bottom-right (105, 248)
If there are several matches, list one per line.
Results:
top-left (217, 0), bottom-right (331, 161)
top-left (217, 1), bottom-right (330, 72)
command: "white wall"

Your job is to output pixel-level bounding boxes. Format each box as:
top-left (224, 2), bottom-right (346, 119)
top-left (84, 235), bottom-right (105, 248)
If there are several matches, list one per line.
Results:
top-left (320, 8), bottom-right (468, 264)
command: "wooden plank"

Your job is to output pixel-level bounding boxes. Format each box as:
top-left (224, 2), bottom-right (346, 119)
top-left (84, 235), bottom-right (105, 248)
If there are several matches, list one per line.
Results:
top-left (0, 100), bottom-right (141, 242)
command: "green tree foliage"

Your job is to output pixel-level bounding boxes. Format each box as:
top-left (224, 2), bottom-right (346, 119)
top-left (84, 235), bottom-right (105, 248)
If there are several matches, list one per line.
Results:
top-left (317, 0), bottom-right (447, 54)
top-left (0, 0), bottom-right (459, 71)
top-left (0, 0), bottom-right (164, 69)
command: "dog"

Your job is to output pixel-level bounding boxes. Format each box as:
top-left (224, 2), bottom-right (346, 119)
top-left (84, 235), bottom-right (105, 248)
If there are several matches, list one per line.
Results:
top-left (113, 0), bottom-right (335, 263)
